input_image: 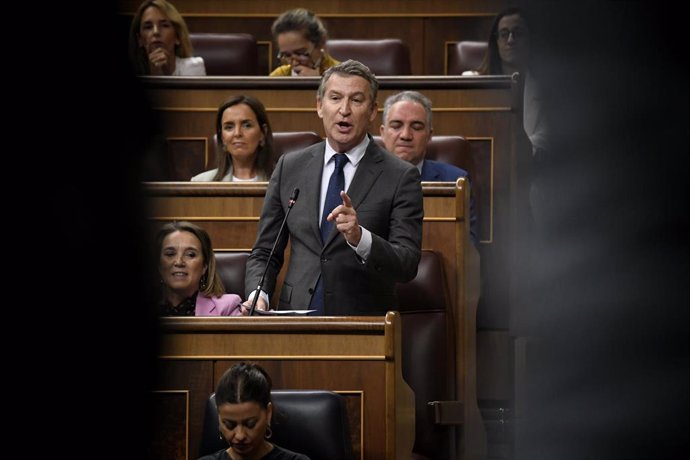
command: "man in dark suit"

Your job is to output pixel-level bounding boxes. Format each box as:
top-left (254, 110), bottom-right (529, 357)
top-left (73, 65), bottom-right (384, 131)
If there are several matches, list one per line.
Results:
top-left (380, 90), bottom-right (468, 181)
top-left (244, 60), bottom-right (423, 315)
top-left (380, 90), bottom-right (477, 242)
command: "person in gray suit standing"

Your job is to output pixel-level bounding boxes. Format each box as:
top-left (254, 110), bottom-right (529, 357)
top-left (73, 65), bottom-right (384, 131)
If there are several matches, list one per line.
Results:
top-left (243, 60), bottom-right (423, 316)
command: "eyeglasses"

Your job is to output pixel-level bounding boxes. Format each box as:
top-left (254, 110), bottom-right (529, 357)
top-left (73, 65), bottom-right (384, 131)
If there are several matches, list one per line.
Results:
top-left (496, 28), bottom-right (528, 42)
top-left (276, 47), bottom-right (314, 64)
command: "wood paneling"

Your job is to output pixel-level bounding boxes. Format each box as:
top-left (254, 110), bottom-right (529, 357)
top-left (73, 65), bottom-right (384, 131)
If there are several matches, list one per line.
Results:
top-left (145, 180), bottom-right (486, 459)
top-left (142, 75), bottom-right (522, 332)
top-left (149, 391), bottom-right (188, 460)
top-left (154, 360), bottom-right (214, 459)
top-left (157, 312), bottom-right (415, 459)
top-left (117, 1), bottom-right (508, 75)
top-left (118, 1), bottom-right (508, 16)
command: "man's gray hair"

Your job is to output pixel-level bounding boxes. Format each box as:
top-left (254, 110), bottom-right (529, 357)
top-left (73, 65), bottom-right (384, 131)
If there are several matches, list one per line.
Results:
top-left (382, 90), bottom-right (433, 130)
top-left (317, 59), bottom-right (379, 107)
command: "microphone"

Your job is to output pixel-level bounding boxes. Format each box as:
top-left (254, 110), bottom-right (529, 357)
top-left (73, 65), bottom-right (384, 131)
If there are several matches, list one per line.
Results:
top-left (248, 188), bottom-right (300, 316)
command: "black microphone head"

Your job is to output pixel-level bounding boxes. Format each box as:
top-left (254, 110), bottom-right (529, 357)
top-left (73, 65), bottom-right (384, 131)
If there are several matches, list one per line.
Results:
top-left (290, 188), bottom-right (300, 202)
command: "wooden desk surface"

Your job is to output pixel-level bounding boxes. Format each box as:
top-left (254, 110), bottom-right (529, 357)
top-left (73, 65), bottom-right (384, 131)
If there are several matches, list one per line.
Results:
top-left (156, 312), bottom-right (414, 460)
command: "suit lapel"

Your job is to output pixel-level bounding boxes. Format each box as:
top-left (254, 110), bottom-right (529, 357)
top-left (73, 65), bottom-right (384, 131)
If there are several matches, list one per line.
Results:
top-left (195, 296), bottom-right (215, 315)
top-left (302, 143), bottom-right (326, 244)
top-left (421, 161), bottom-right (439, 181)
top-left (348, 139), bottom-right (385, 209)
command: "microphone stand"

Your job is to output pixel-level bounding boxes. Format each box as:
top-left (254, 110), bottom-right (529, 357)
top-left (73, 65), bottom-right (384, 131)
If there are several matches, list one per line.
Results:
top-left (249, 188), bottom-right (299, 316)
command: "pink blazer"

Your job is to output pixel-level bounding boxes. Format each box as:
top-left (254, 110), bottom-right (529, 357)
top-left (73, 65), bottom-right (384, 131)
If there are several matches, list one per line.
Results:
top-left (195, 294), bottom-right (242, 316)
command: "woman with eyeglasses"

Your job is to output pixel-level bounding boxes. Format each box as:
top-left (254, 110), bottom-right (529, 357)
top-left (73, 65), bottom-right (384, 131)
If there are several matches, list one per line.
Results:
top-left (269, 8), bottom-right (340, 77)
top-left (466, 8), bottom-right (549, 207)
top-left (463, 7), bottom-right (530, 76)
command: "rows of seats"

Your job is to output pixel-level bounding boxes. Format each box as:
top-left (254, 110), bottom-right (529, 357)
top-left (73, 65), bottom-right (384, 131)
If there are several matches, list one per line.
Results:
top-left (214, 250), bottom-right (460, 459)
top-left (190, 33), bottom-right (259, 76)
top-left (181, 34), bottom-right (489, 76)
top-left (162, 131), bottom-right (322, 181)
top-left (189, 35), bottom-right (487, 76)
top-left (326, 39), bottom-right (412, 75)
top-left (446, 41), bottom-right (489, 75)
top-left (189, 33), bottom-right (415, 76)
top-left (200, 391), bottom-right (352, 459)
top-left (167, 132), bottom-right (474, 181)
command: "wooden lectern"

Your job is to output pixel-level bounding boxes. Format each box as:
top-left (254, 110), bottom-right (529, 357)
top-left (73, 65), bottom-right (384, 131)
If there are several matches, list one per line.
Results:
top-left (154, 312), bottom-right (414, 459)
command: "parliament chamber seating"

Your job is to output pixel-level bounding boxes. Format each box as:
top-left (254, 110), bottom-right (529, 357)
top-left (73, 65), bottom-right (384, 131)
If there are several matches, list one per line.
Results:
top-left (373, 134), bottom-right (481, 238)
top-left (163, 132), bottom-right (323, 181)
top-left (397, 250), bottom-right (460, 459)
top-left (373, 135), bottom-right (473, 176)
top-left (326, 39), bottom-right (412, 75)
top-left (214, 249), bottom-right (462, 459)
top-left (214, 252), bottom-right (248, 298)
top-left (190, 33), bottom-right (259, 76)
top-left (164, 137), bottom-right (206, 181)
top-left (148, 178), bottom-right (483, 458)
top-left (446, 41), bottom-right (488, 75)
top-left (272, 131), bottom-right (323, 164)
top-left (199, 390), bottom-right (353, 460)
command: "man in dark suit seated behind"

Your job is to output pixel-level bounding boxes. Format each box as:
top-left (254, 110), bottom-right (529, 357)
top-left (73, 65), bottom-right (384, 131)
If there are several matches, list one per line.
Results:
top-left (243, 60), bottom-right (423, 316)
top-left (380, 90), bottom-right (477, 243)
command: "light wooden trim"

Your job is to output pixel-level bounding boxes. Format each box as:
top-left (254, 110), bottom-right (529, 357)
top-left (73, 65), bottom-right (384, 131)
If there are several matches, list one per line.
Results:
top-left (454, 178), bottom-right (487, 458)
top-left (257, 40), bottom-right (273, 75)
top-left (149, 216), bottom-right (260, 222)
top-left (444, 41), bottom-right (459, 75)
top-left (333, 390), bottom-right (365, 460)
top-left (159, 354), bottom-right (386, 360)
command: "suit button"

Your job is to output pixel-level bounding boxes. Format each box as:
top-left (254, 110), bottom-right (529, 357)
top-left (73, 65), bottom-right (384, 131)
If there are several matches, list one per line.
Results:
top-left (321, 257), bottom-right (327, 263)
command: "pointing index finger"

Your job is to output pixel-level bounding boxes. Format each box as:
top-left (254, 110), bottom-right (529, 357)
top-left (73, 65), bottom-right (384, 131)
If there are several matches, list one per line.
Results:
top-left (340, 191), bottom-right (352, 208)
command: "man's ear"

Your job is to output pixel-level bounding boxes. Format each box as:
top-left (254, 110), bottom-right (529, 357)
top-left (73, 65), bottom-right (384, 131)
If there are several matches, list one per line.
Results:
top-left (369, 101), bottom-right (379, 122)
top-left (316, 98), bottom-right (324, 119)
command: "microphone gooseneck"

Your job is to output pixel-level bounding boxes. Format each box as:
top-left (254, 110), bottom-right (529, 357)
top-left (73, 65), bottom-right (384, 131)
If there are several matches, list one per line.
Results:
top-left (248, 188), bottom-right (300, 316)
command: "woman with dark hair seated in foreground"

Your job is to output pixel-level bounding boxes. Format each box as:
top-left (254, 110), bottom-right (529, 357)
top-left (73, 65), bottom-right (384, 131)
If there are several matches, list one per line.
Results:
top-left (199, 362), bottom-right (310, 460)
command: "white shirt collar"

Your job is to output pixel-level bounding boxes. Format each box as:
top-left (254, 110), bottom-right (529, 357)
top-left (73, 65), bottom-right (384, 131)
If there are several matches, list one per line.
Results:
top-left (323, 135), bottom-right (370, 167)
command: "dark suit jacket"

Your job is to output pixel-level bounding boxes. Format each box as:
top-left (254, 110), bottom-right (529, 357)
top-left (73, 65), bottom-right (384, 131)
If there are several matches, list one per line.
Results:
top-left (246, 138), bottom-right (423, 315)
top-left (420, 159), bottom-right (468, 181)
top-left (421, 159), bottom-right (478, 244)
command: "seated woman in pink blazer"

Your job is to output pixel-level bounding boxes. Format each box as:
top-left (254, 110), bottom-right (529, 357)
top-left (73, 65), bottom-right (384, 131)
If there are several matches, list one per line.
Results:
top-left (157, 221), bottom-right (242, 316)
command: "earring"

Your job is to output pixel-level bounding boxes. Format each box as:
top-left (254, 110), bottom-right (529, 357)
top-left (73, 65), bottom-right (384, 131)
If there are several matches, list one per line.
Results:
top-left (199, 274), bottom-right (208, 291)
top-left (265, 424), bottom-right (272, 439)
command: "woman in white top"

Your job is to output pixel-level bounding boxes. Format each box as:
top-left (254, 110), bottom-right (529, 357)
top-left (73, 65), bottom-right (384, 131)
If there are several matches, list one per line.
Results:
top-left (129, 0), bottom-right (206, 76)
top-left (192, 95), bottom-right (274, 182)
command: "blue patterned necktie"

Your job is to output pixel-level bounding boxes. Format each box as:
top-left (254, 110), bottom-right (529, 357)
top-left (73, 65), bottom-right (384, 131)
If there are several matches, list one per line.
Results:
top-left (310, 153), bottom-right (348, 313)
top-left (320, 153), bottom-right (348, 242)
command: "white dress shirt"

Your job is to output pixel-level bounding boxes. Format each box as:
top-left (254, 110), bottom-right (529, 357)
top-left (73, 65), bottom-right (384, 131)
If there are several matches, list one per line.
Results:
top-left (321, 136), bottom-right (372, 261)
